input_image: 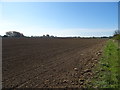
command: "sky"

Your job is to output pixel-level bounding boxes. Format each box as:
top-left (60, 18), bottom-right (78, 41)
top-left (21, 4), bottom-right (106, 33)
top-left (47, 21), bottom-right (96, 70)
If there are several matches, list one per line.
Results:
top-left (0, 2), bottom-right (118, 37)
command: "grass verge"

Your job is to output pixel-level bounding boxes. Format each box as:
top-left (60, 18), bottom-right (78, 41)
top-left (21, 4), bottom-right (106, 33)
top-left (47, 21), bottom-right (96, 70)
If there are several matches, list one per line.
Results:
top-left (92, 39), bottom-right (120, 88)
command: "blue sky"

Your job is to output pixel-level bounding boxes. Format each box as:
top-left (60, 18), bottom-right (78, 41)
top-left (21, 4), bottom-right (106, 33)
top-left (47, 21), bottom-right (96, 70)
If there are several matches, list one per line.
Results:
top-left (0, 2), bottom-right (118, 37)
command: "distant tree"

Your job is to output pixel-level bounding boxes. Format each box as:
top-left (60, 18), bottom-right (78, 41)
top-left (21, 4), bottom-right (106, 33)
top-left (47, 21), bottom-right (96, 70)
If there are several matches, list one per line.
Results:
top-left (51, 35), bottom-right (54, 38)
top-left (6, 31), bottom-right (12, 37)
top-left (101, 36), bottom-right (108, 38)
top-left (6, 31), bottom-right (24, 37)
top-left (43, 35), bottom-right (45, 37)
top-left (3, 35), bottom-right (8, 37)
top-left (46, 34), bottom-right (49, 37)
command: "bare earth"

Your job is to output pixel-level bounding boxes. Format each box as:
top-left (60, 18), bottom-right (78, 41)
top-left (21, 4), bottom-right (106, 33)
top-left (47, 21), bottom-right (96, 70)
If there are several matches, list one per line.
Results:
top-left (2, 38), bottom-right (107, 88)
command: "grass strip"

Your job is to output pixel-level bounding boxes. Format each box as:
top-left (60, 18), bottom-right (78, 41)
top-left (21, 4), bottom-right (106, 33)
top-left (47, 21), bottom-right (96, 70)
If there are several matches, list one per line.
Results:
top-left (92, 39), bottom-right (119, 88)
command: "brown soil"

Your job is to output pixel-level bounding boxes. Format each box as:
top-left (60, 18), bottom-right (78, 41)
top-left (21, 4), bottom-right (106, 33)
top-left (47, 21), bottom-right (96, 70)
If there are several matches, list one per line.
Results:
top-left (2, 38), bottom-right (107, 88)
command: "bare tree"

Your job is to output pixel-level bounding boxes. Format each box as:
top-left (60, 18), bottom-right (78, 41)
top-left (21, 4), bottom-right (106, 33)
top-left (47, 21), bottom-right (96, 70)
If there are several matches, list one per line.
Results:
top-left (114, 30), bottom-right (120, 36)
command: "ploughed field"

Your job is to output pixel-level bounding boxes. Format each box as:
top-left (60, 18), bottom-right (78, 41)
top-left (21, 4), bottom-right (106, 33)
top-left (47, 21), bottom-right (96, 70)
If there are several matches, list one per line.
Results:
top-left (2, 38), bottom-right (107, 88)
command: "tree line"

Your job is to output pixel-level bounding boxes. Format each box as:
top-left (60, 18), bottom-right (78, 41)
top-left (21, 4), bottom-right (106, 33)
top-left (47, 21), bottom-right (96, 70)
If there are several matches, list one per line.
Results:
top-left (0, 30), bottom-right (120, 39)
top-left (1, 31), bottom-right (56, 38)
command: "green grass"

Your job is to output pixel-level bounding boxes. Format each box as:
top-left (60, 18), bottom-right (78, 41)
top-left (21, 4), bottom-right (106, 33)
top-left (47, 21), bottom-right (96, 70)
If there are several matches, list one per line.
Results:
top-left (113, 34), bottom-right (120, 40)
top-left (92, 39), bottom-right (120, 88)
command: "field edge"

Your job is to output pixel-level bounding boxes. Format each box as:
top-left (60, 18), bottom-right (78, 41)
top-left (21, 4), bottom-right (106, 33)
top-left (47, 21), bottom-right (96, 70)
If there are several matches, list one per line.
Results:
top-left (91, 39), bottom-right (120, 88)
